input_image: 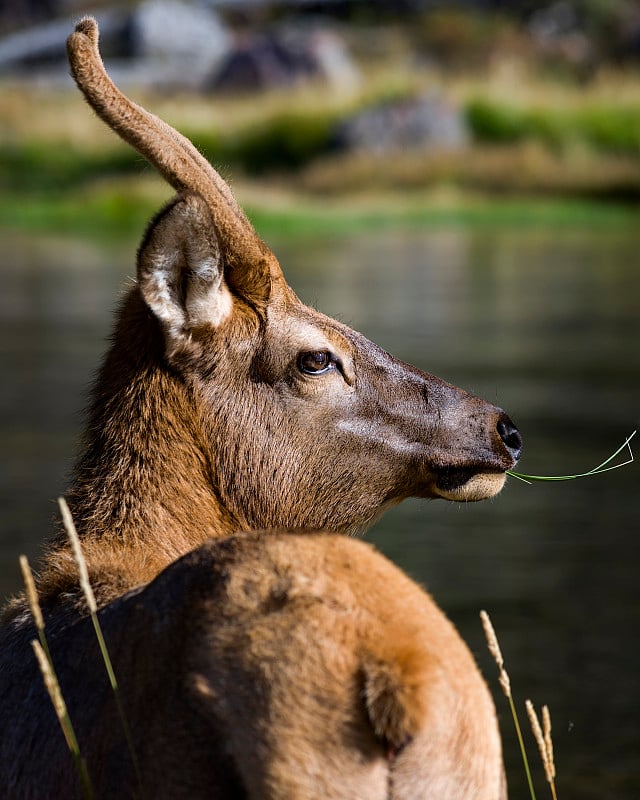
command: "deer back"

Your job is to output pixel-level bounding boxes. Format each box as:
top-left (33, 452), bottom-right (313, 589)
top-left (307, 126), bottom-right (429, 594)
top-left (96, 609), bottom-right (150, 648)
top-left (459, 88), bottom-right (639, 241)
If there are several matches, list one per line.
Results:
top-left (0, 534), bottom-right (505, 800)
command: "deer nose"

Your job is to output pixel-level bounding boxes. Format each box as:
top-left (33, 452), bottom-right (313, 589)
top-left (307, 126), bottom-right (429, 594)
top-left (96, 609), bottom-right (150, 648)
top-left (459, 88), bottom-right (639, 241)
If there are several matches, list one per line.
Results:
top-left (496, 415), bottom-right (523, 462)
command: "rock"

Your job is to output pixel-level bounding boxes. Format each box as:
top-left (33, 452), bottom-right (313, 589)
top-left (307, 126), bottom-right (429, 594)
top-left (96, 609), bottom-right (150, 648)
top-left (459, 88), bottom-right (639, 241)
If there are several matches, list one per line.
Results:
top-left (208, 24), bottom-right (359, 93)
top-left (334, 91), bottom-right (469, 154)
top-left (0, 0), bottom-right (229, 89)
top-left (132, 0), bottom-right (230, 85)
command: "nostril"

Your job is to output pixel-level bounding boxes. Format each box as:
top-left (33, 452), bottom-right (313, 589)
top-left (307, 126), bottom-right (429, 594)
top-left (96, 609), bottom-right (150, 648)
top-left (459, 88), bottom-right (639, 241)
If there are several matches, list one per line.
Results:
top-left (497, 417), bottom-right (523, 461)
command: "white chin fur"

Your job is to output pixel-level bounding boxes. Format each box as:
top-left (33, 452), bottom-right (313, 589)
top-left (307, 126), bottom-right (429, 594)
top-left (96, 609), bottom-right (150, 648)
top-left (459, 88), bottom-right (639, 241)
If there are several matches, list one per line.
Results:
top-left (435, 472), bottom-right (507, 502)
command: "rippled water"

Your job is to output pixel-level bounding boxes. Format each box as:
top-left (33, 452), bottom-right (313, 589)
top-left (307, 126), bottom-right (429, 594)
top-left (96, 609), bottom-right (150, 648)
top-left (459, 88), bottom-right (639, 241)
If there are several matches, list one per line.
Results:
top-left (1, 223), bottom-right (638, 797)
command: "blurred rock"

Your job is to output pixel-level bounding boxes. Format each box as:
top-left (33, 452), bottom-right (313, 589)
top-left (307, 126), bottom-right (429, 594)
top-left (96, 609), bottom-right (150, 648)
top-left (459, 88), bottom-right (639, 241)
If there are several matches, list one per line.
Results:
top-left (0, 9), bottom-right (126, 71)
top-left (0, 0), bottom-right (230, 88)
top-left (208, 25), bottom-right (359, 92)
top-left (131, 0), bottom-right (230, 86)
top-left (334, 92), bottom-right (469, 154)
top-left (0, 0), bottom-right (63, 36)
top-left (529, 1), bottom-right (595, 78)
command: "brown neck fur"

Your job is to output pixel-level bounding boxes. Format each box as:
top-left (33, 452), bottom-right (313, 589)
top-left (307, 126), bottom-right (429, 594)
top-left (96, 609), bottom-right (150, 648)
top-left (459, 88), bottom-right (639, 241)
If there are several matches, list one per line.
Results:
top-left (38, 289), bottom-right (239, 605)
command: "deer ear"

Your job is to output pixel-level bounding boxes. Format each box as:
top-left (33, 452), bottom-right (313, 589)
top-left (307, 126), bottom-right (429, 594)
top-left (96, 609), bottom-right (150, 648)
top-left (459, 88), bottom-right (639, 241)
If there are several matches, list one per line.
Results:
top-left (137, 194), bottom-right (233, 345)
top-left (362, 645), bottom-right (429, 752)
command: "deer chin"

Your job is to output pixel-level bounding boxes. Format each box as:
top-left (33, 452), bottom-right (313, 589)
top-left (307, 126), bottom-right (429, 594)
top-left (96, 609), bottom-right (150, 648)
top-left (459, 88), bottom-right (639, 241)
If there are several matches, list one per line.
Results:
top-left (433, 469), bottom-right (507, 502)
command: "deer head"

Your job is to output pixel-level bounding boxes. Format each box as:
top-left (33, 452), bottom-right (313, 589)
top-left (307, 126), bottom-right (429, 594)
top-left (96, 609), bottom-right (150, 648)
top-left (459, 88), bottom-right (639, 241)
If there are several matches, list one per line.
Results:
top-left (57, 19), bottom-right (521, 591)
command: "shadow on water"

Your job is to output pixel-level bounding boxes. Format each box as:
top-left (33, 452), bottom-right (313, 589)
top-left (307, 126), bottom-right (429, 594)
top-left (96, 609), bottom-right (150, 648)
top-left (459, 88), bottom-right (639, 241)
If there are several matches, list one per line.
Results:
top-left (1, 223), bottom-right (639, 798)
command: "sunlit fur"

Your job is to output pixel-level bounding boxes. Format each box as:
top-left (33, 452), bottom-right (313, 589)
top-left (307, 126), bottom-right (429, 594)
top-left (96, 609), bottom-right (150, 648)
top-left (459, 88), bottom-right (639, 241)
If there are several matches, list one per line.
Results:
top-left (1, 535), bottom-right (506, 800)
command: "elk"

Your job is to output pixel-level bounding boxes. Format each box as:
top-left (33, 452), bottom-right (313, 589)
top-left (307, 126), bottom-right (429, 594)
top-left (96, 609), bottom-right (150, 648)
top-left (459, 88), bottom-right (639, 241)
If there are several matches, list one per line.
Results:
top-left (0, 17), bottom-right (520, 799)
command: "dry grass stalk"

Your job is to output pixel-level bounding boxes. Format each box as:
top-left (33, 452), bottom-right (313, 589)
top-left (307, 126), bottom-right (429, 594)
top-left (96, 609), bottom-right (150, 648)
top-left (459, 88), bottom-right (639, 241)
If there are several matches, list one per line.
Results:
top-left (526, 700), bottom-right (548, 773)
top-left (498, 668), bottom-right (512, 697)
top-left (480, 609), bottom-right (503, 668)
top-left (480, 609), bottom-right (511, 697)
top-left (57, 497), bottom-right (144, 797)
top-left (480, 610), bottom-right (537, 800)
top-left (31, 640), bottom-right (94, 799)
top-left (20, 554), bottom-right (58, 681)
top-left (19, 555), bottom-right (44, 632)
top-left (21, 554), bottom-right (95, 798)
top-left (542, 705), bottom-right (556, 780)
top-left (527, 700), bottom-right (558, 800)
top-left (58, 496), bottom-right (97, 614)
top-left (31, 640), bottom-right (73, 748)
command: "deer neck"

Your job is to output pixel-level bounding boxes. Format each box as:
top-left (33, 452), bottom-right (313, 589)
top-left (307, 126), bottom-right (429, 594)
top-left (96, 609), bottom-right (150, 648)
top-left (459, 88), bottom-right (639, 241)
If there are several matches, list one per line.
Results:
top-left (51, 291), bottom-right (239, 595)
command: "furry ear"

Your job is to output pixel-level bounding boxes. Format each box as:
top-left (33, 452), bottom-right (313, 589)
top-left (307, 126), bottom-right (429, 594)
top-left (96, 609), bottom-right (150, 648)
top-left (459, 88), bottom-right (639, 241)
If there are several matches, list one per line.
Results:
top-left (362, 644), bottom-right (429, 753)
top-left (137, 194), bottom-right (233, 348)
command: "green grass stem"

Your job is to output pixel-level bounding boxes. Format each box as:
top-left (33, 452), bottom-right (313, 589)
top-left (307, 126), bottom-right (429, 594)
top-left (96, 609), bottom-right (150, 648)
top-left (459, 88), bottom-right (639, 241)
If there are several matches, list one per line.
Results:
top-left (509, 691), bottom-right (538, 800)
top-left (508, 430), bottom-right (635, 484)
top-left (480, 610), bottom-right (538, 800)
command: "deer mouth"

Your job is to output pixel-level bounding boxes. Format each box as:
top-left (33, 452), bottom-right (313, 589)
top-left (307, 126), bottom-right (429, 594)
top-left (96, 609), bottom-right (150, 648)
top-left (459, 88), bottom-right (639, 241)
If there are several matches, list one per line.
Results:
top-left (429, 414), bottom-right (522, 502)
top-left (432, 465), bottom-right (508, 502)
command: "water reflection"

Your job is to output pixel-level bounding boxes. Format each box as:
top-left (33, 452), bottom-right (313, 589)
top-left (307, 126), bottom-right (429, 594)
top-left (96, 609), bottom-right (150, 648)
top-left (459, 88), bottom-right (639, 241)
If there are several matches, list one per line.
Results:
top-left (1, 224), bottom-right (638, 797)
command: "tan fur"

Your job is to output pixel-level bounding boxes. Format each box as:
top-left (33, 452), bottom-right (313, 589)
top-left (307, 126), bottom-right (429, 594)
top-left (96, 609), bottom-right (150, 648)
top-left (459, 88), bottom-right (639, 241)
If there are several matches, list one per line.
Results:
top-left (0, 18), bottom-right (519, 798)
top-left (67, 18), bottom-right (277, 292)
top-left (1, 535), bottom-right (506, 799)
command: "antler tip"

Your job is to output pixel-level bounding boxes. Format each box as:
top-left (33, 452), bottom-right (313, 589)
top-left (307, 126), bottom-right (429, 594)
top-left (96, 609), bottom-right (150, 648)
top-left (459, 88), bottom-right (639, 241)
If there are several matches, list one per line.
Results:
top-left (72, 15), bottom-right (98, 42)
top-left (67, 16), bottom-right (100, 78)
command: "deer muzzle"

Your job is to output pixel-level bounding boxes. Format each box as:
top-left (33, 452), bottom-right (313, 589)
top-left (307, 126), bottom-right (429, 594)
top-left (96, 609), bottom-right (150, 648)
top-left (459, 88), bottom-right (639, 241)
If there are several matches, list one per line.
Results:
top-left (383, 362), bottom-right (523, 502)
top-left (428, 406), bottom-right (522, 502)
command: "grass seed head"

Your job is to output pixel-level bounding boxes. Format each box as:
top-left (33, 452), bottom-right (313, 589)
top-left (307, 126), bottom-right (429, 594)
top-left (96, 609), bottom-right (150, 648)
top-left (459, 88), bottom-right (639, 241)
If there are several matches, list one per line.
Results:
top-left (19, 555), bottom-right (44, 631)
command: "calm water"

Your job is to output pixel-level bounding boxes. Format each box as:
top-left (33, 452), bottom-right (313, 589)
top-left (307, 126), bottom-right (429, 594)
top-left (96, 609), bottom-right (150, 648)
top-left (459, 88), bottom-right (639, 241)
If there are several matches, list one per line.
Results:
top-left (1, 222), bottom-right (639, 797)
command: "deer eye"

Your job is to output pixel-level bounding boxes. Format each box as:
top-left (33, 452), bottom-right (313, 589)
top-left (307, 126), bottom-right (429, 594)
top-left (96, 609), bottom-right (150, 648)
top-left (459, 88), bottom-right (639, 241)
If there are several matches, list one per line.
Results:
top-left (297, 350), bottom-right (334, 375)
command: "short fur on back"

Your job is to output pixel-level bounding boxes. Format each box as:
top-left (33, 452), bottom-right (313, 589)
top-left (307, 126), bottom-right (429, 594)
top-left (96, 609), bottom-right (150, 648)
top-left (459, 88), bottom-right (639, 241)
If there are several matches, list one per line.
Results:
top-left (0, 534), bottom-right (506, 799)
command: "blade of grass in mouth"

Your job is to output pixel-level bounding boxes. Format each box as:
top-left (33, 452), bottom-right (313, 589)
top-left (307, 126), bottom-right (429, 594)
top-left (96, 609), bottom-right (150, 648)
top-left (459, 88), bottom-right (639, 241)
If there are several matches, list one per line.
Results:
top-left (507, 430), bottom-right (636, 484)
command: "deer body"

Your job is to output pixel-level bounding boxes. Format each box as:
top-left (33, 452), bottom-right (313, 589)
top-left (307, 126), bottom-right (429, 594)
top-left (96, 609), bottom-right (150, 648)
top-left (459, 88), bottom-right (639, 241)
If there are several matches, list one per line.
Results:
top-left (0, 17), bottom-right (520, 798)
top-left (1, 534), bottom-right (506, 800)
